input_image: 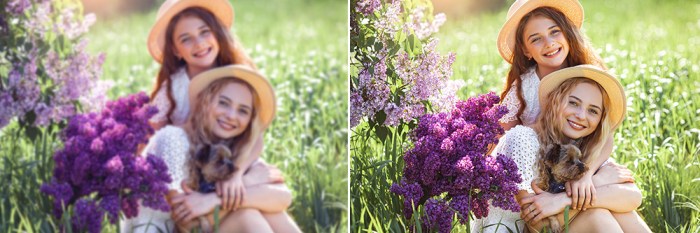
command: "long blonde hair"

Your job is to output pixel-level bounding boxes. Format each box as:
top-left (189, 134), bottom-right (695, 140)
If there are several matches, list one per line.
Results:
top-left (533, 77), bottom-right (613, 189)
top-left (184, 77), bottom-right (261, 189)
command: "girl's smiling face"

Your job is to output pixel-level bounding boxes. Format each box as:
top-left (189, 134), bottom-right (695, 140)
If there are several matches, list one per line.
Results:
top-left (173, 15), bottom-right (220, 74)
top-left (522, 15), bottom-right (570, 76)
top-left (560, 82), bottom-right (603, 140)
top-left (208, 82), bottom-right (254, 140)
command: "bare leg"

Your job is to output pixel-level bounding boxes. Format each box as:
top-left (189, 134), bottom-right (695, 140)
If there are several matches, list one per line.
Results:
top-left (568, 209), bottom-right (623, 233)
top-left (262, 212), bottom-right (302, 233)
top-left (611, 211), bottom-right (652, 233)
top-left (219, 208), bottom-right (274, 233)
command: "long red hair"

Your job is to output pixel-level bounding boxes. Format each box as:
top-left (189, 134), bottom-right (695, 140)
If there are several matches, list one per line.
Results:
top-left (150, 7), bottom-right (256, 124)
top-left (499, 7), bottom-right (605, 122)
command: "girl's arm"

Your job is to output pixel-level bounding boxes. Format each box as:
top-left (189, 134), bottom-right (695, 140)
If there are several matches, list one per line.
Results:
top-left (520, 181), bottom-right (642, 227)
top-left (498, 82), bottom-right (523, 132)
top-left (567, 136), bottom-right (614, 210)
top-left (499, 120), bottom-right (521, 132)
top-left (217, 134), bottom-right (265, 210)
top-left (170, 183), bottom-right (292, 223)
top-left (149, 120), bottom-right (167, 132)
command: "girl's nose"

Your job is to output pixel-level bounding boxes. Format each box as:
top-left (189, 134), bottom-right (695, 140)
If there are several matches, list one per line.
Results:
top-left (544, 35), bottom-right (558, 48)
top-left (575, 108), bottom-right (586, 119)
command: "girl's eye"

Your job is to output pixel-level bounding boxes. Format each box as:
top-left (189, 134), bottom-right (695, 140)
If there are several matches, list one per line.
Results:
top-left (202, 29), bottom-right (212, 36)
top-left (219, 100), bottom-right (229, 107)
top-left (530, 37), bottom-right (540, 43)
top-left (238, 109), bottom-right (250, 115)
top-left (551, 29), bottom-right (561, 35)
top-left (588, 109), bottom-right (599, 115)
top-left (180, 37), bottom-right (190, 43)
top-left (569, 100), bottom-right (578, 107)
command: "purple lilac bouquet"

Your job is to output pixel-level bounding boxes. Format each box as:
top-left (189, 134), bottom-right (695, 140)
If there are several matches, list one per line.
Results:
top-left (41, 92), bottom-right (171, 233)
top-left (391, 92), bottom-right (522, 233)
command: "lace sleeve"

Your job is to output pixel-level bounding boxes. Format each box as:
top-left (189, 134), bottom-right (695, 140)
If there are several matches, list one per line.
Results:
top-left (149, 85), bottom-right (171, 124)
top-left (151, 126), bottom-right (189, 192)
top-left (497, 126), bottom-right (539, 193)
top-left (499, 84), bottom-right (521, 124)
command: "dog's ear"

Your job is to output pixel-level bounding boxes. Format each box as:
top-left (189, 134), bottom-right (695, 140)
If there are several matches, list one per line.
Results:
top-left (194, 144), bottom-right (212, 167)
top-left (211, 144), bottom-right (232, 159)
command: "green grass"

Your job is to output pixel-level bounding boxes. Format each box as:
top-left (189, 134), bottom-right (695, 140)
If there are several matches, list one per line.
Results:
top-left (1, 0), bottom-right (348, 232)
top-left (352, 0), bottom-right (700, 232)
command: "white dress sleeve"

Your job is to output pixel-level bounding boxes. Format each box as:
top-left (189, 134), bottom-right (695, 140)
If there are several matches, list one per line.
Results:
top-left (148, 126), bottom-right (190, 192)
top-left (493, 125), bottom-right (539, 193)
top-left (149, 85), bottom-right (171, 124)
top-left (499, 83), bottom-right (521, 124)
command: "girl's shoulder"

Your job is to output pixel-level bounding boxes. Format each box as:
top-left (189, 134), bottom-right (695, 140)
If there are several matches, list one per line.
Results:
top-left (519, 66), bottom-right (538, 81)
top-left (170, 67), bottom-right (189, 81)
top-left (504, 125), bottom-right (538, 144)
top-left (154, 125), bottom-right (188, 143)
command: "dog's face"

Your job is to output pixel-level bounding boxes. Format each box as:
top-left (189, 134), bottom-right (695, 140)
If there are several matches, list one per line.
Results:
top-left (198, 144), bottom-right (236, 183)
top-left (551, 144), bottom-right (588, 182)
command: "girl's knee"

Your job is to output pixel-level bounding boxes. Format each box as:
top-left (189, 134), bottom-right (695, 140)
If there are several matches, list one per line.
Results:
top-left (220, 209), bottom-right (273, 233)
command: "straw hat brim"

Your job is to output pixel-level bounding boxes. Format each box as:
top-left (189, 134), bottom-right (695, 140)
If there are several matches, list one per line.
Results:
top-left (189, 65), bottom-right (276, 128)
top-left (497, 0), bottom-right (583, 63)
top-left (148, 0), bottom-right (233, 63)
top-left (538, 65), bottom-right (626, 129)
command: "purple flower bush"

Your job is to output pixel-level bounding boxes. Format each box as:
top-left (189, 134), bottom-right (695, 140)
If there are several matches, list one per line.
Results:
top-left (41, 92), bottom-right (171, 233)
top-left (350, 0), bottom-right (464, 128)
top-left (0, 0), bottom-right (108, 130)
top-left (391, 93), bottom-right (522, 233)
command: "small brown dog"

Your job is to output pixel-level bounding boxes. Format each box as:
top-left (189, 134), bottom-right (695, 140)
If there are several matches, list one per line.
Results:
top-left (180, 144), bottom-right (239, 233)
top-left (535, 143), bottom-right (589, 233)
top-left (188, 144), bottom-right (238, 193)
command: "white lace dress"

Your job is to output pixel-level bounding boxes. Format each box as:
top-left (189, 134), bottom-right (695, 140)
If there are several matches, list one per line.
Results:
top-left (472, 125), bottom-right (539, 233)
top-left (120, 126), bottom-right (190, 233)
top-left (150, 68), bottom-right (191, 126)
top-left (499, 67), bottom-right (540, 126)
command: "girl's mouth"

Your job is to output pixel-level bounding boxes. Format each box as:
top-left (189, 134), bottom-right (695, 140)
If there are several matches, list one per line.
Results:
top-left (193, 47), bottom-right (212, 58)
top-left (567, 119), bottom-right (586, 130)
top-left (543, 47), bottom-right (562, 58)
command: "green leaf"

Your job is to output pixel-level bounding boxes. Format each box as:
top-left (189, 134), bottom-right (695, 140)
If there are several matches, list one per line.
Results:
top-left (25, 125), bottom-right (40, 143)
top-left (376, 125), bottom-right (389, 143)
top-left (375, 110), bottom-right (387, 126)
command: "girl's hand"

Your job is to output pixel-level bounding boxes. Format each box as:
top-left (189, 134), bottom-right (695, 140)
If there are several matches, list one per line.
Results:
top-left (593, 162), bottom-right (634, 187)
top-left (565, 173), bottom-right (595, 210)
top-left (170, 182), bottom-right (219, 222)
top-left (519, 182), bottom-right (570, 224)
top-left (216, 172), bottom-right (245, 211)
top-left (243, 163), bottom-right (284, 187)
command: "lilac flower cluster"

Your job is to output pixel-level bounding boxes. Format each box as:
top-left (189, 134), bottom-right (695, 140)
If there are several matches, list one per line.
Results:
top-left (41, 92), bottom-right (172, 233)
top-left (0, 0), bottom-right (107, 129)
top-left (390, 93), bottom-right (522, 232)
top-left (351, 0), bottom-right (458, 127)
top-left (355, 0), bottom-right (380, 16)
top-left (7, 0), bottom-right (32, 15)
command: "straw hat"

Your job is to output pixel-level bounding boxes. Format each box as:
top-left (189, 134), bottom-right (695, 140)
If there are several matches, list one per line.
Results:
top-left (189, 65), bottom-right (276, 128)
top-left (148, 0), bottom-right (234, 63)
top-left (538, 65), bottom-right (626, 129)
top-left (497, 0), bottom-right (583, 63)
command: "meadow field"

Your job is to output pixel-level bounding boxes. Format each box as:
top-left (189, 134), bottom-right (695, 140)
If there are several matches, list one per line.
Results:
top-left (351, 0), bottom-right (700, 232)
top-left (0, 0), bottom-right (348, 232)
